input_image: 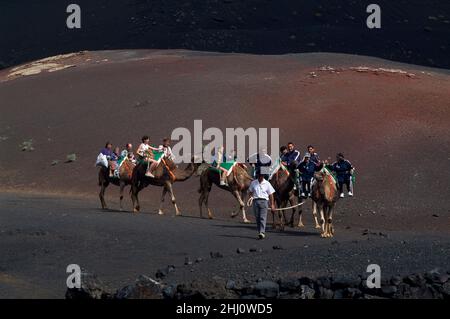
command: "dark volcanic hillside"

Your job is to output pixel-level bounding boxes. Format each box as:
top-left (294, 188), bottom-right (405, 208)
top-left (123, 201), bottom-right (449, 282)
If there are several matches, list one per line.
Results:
top-left (1, 0), bottom-right (450, 69)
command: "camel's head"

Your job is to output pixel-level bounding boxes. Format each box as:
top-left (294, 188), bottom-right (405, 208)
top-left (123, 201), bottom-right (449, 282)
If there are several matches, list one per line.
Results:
top-left (314, 170), bottom-right (326, 182)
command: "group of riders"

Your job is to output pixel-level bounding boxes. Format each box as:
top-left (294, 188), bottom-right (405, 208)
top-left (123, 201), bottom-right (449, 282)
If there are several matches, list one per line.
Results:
top-left (97, 137), bottom-right (355, 199)
top-left (98, 136), bottom-right (174, 179)
top-left (277, 143), bottom-right (355, 199)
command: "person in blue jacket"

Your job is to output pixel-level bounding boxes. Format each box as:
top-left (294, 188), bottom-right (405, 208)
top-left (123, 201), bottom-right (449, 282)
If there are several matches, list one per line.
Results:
top-left (280, 142), bottom-right (301, 190)
top-left (100, 142), bottom-right (113, 160)
top-left (329, 153), bottom-right (354, 198)
top-left (281, 142), bottom-right (301, 166)
top-left (298, 153), bottom-right (320, 198)
top-left (307, 145), bottom-right (321, 167)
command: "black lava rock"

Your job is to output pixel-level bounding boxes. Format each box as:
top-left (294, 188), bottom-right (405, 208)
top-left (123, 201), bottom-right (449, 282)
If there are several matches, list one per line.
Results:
top-left (253, 281), bottom-right (279, 298)
top-left (65, 271), bottom-right (112, 299)
top-left (115, 275), bottom-right (162, 299)
top-left (210, 252), bottom-right (224, 258)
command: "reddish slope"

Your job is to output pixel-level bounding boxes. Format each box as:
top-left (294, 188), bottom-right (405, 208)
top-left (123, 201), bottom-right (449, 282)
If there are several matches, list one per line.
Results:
top-left (0, 50), bottom-right (449, 231)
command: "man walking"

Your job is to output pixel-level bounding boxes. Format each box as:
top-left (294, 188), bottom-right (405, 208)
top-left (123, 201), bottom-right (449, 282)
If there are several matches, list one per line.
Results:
top-left (248, 173), bottom-right (276, 239)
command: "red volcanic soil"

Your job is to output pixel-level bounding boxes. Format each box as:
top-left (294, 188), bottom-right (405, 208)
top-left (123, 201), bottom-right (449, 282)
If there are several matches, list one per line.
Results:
top-left (0, 50), bottom-right (449, 232)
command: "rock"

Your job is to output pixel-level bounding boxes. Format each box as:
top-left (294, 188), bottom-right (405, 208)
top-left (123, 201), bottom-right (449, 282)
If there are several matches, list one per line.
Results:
top-left (345, 287), bottom-right (362, 299)
top-left (272, 245), bottom-right (283, 250)
top-left (332, 276), bottom-right (361, 289)
top-left (316, 276), bottom-right (332, 289)
top-left (404, 274), bottom-right (426, 287)
top-left (436, 274), bottom-right (449, 284)
top-left (318, 287), bottom-right (334, 299)
top-left (184, 257), bottom-right (193, 265)
top-left (299, 276), bottom-right (315, 287)
top-left (162, 284), bottom-right (176, 299)
top-left (333, 289), bottom-right (345, 299)
top-left (241, 294), bottom-right (264, 299)
top-left (362, 294), bottom-right (387, 299)
top-left (424, 270), bottom-right (448, 284)
top-left (381, 285), bottom-right (398, 296)
top-left (441, 281), bottom-right (450, 297)
top-left (167, 265), bottom-right (176, 273)
top-left (65, 271), bottom-right (111, 299)
top-left (155, 268), bottom-right (168, 279)
top-left (66, 153), bottom-right (77, 163)
top-left (300, 285), bottom-right (315, 299)
top-left (254, 281), bottom-right (279, 298)
top-left (390, 275), bottom-right (402, 286)
top-left (236, 248), bottom-right (246, 254)
top-left (175, 283), bottom-right (205, 299)
top-left (195, 258), bottom-right (203, 263)
top-left (115, 275), bottom-right (162, 299)
top-left (278, 278), bottom-right (300, 292)
top-left (226, 280), bottom-right (236, 290)
top-left (210, 251), bottom-right (223, 258)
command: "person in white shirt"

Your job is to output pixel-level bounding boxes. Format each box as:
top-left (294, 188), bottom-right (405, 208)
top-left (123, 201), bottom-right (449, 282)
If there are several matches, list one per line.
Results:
top-left (136, 136), bottom-right (160, 178)
top-left (159, 137), bottom-right (175, 161)
top-left (248, 173), bottom-right (276, 239)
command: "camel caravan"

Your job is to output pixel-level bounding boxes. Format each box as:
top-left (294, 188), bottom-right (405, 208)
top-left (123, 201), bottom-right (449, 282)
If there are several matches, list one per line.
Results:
top-left (96, 138), bottom-right (355, 239)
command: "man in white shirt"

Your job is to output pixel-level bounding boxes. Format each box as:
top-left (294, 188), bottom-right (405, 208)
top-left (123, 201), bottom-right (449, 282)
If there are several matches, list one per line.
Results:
top-left (248, 173), bottom-right (276, 239)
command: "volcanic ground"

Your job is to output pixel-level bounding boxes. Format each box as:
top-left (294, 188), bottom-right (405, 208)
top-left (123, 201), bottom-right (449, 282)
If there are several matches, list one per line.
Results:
top-left (0, 50), bottom-right (449, 298)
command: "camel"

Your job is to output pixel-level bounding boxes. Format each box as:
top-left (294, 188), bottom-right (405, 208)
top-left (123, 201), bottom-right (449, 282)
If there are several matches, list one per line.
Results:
top-left (198, 163), bottom-right (253, 223)
top-left (130, 156), bottom-right (199, 215)
top-left (269, 163), bottom-right (304, 230)
top-left (311, 168), bottom-right (339, 238)
top-left (98, 159), bottom-right (135, 211)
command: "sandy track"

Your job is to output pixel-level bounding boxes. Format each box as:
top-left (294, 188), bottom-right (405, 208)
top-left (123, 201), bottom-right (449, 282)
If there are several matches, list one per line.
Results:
top-left (0, 193), bottom-right (449, 298)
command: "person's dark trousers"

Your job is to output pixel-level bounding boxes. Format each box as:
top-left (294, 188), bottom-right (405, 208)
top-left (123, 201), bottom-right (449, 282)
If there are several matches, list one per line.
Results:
top-left (338, 177), bottom-right (352, 193)
top-left (253, 199), bottom-right (268, 234)
top-left (301, 180), bottom-right (311, 196)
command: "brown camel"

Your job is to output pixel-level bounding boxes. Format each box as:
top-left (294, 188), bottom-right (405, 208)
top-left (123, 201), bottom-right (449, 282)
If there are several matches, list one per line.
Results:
top-left (98, 159), bottom-right (135, 210)
top-left (198, 163), bottom-right (253, 223)
top-left (269, 164), bottom-right (304, 231)
top-left (311, 168), bottom-right (339, 238)
top-left (131, 157), bottom-right (199, 215)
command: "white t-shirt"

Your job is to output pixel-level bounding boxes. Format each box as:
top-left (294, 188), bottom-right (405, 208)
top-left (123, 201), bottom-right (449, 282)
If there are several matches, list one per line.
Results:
top-left (159, 145), bottom-right (175, 160)
top-left (137, 143), bottom-right (150, 157)
top-left (249, 179), bottom-right (275, 201)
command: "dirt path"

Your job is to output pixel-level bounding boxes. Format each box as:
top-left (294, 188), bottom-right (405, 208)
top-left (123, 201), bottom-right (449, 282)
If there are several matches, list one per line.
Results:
top-left (0, 193), bottom-right (448, 298)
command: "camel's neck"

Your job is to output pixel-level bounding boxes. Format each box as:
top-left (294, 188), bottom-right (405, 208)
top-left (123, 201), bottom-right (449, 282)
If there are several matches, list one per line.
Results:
top-left (173, 162), bottom-right (195, 181)
top-left (320, 177), bottom-right (337, 202)
top-left (272, 171), bottom-right (293, 191)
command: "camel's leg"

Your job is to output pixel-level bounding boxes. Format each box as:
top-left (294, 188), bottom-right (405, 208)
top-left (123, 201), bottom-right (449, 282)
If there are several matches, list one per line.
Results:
top-left (166, 182), bottom-right (181, 216)
top-left (297, 201), bottom-right (305, 228)
top-left (281, 200), bottom-right (288, 230)
top-left (312, 201), bottom-right (321, 229)
top-left (204, 190), bottom-right (214, 219)
top-left (232, 190), bottom-right (249, 223)
top-left (327, 206), bottom-right (334, 238)
top-left (99, 183), bottom-right (108, 210)
top-left (278, 211), bottom-right (285, 231)
top-left (199, 191), bottom-right (205, 218)
top-left (119, 181), bottom-right (125, 211)
top-left (158, 187), bottom-right (168, 215)
top-left (288, 198), bottom-right (296, 227)
top-left (319, 206), bottom-right (326, 237)
top-left (241, 191), bottom-right (250, 223)
top-left (131, 184), bottom-right (143, 213)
